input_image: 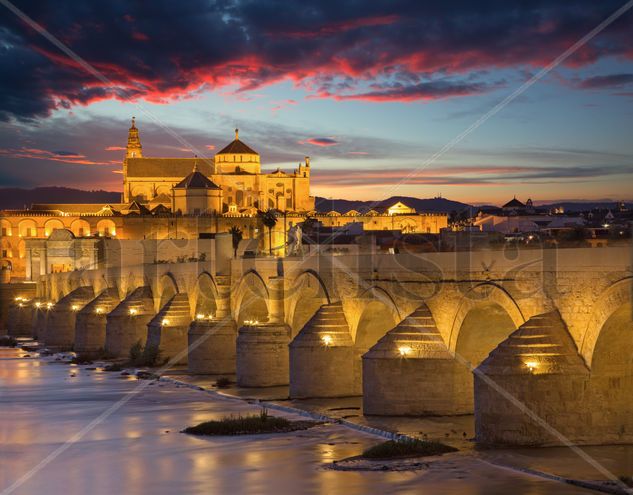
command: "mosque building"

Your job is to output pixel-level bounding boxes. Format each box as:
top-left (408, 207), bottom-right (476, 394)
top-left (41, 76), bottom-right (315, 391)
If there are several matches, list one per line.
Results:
top-left (123, 120), bottom-right (313, 214)
top-left (0, 119), bottom-right (447, 280)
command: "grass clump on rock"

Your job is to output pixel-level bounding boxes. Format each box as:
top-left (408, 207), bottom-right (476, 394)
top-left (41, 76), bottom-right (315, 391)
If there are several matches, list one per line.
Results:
top-left (362, 439), bottom-right (457, 460)
top-left (215, 376), bottom-right (232, 388)
top-left (183, 409), bottom-right (316, 436)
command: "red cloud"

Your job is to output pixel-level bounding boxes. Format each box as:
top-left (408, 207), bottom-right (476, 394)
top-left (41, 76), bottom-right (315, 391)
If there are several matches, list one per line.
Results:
top-left (2, 1), bottom-right (631, 121)
top-left (105, 146), bottom-right (126, 151)
top-left (0, 147), bottom-right (115, 165)
top-left (299, 137), bottom-right (339, 147)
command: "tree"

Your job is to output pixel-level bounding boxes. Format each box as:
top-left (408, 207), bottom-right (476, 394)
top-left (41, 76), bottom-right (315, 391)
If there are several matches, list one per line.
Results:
top-left (228, 226), bottom-right (243, 258)
top-left (259, 209), bottom-right (278, 256)
top-left (301, 216), bottom-right (318, 245)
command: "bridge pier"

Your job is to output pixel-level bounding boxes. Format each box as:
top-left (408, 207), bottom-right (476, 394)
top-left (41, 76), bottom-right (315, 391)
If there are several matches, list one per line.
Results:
top-left (474, 312), bottom-right (591, 446)
top-left (7, 300), bottom-right (36, 337)
top-left (104, 287), bottom-right (154, 358)
top-left (41, 287), bottom-right (94, 351)
top-left (188, 279), bottom-right (236, 374)
top-left (236, 323), bottom-right (290, 387)
top-left (146, 294), bottom-right (192, 365)
top-left (33, 301), bottom-right (51, 340)
top-left (74, 289), bottom-right (120, 358)
top-left (289, 302), bottom-right (358, 398)
top-left (363, 304), bottom-right (470, 415)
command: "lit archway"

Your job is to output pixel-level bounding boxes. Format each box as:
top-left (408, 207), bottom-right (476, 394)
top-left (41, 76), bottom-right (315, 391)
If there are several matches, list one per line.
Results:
top-left (96, 219), bottom-right (116, 237)
top-left (287, 270), bottom-right (330, 337)
top-left (158, 273), bottom-right (179, 308)
top-left (18, 219), bottom-right (37, 238)
top-left (44, 219), bottom-right (65, 237)
top-left (192, 272), bottom-right (218, 318)
top-left (70, 219), bottom-right (91, 237)
top-left (354, 288), bottom-right (400, 351)
top-left (234, 270), bottom-right (269, 325)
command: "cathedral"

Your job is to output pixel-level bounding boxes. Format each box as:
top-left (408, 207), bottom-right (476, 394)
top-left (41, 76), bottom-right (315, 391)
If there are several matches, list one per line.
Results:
top-left (0, 119), bottom-right (447, 281)
top-left (122, 119), bottom-right (314, 214)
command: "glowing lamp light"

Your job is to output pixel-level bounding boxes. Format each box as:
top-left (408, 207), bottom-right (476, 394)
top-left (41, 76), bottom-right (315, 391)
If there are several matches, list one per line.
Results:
top-left (398, 345), bottom-right (412, 357)
top-left (321, 334), bottom-right (333, 346)
top-left (71, 305), bottom-right (79, 311)
top-left (196, 313), bottom-right (205, 320)
top-left (35, 302), bottom-right (41, 308)
top-left (161, 318), bottom-right (170, 326)
top-left (46, 302), bottom-right (54, 309)
top-left (14, 297), bottom-right (22, 302)
top-left (18, 303), bottom-right (24, 308)
top-left (129, 308), bottom-right (138, 316)
top-left (95, 308), bottom-right (103, 315)
top-left (207, 314), bottom-right (214, 320)
top-left (525, 360), bottom-right (538, 372)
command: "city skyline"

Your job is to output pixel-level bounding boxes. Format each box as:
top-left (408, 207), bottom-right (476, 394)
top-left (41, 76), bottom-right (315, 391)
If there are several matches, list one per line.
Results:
top-left (1, 1), bottom-right (632, 203)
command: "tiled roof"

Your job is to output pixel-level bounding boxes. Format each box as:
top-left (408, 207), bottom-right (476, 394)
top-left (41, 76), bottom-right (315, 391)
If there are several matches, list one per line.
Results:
top-left (126, 158), bottom-right (214, 178)
top-left (174, 170), bottom-right (221, 189)
top-left (216, 138), bottom-right (258, 155)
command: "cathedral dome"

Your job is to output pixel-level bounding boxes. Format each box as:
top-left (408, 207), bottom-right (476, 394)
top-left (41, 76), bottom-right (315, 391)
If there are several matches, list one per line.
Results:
top-left (215, 129), bottom-right (260, 174)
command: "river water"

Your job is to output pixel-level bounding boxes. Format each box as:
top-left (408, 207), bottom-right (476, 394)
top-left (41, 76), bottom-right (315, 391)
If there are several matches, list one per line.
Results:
top-left (0, 348), bottom-right (603, 494)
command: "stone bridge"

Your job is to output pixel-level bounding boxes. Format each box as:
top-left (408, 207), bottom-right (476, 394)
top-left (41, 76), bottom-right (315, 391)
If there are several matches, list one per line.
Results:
top-left (7, 238), bottom-right (632, 447)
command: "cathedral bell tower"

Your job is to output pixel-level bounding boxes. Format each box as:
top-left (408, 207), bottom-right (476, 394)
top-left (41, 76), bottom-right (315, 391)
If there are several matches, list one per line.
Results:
top-left (126, 117), bottom-right (143, 158)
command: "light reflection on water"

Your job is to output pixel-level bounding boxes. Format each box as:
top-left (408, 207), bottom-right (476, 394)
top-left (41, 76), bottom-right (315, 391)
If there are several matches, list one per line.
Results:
top-left (0, 348), bottom-right (605, 494)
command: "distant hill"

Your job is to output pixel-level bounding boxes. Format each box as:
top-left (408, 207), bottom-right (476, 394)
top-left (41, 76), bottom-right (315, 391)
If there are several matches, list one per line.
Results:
top-left (0, 187), bottom-right (121, 210)
top-left (315, 196), bottom-right (473, 214)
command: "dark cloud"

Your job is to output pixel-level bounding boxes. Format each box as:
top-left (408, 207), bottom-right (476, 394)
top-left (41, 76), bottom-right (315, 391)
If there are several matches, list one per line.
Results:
top-left (0, 1), bottom-right (631, 120)
top-left (577, 73), bottom-right (633, 89)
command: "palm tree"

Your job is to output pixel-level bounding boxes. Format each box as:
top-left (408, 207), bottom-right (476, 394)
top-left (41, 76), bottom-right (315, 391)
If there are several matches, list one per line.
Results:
top-left (228, 226), bottom-right (243, 258)
top-left (259, 209), bottom-right (278, 256)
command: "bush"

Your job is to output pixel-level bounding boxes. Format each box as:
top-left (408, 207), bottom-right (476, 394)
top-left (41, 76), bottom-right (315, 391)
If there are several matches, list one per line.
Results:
top-left (129, 340), bottom-right (143, 364)
top-left (183, 409), bottom-right (315, 436)
top-left (216, 377), bottom-right (232, 388)
top-left (141, 343), bottom-right (162, 366)
top-left (361, 439), bottom-right (457, 460)
top-left (126, 341), bottom-right (163, 367)
top-left (0, 335), bottom-right (18, 347)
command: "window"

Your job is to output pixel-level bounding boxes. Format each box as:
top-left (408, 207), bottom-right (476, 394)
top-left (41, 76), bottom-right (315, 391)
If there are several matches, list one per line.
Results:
top-left (2, 250), bottom-right (7, 258)
top-left (30, 228), bottom-right (36, 237)
top-left (1, 228), bottom-right (6, 236)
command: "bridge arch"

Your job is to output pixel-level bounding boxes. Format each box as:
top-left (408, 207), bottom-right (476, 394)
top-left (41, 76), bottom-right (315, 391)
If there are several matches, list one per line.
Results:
top-left (158, 272), bottom-right (179, 307)
top-left (585, 278), bottom-right (633, 439)
top-left (233, 269), bottom-right (269, 325)
top-left (581, 277), bottom-right (633, 367)
top-left (447, 282), bottom-right (525, 411)
top-left (287, 269), bottom-right (331, 337)
top-left (448, 282), bottom-right (525, 352)
top-left (191, 271), bottom-right (219, 318)
top-left (353, 286), bottom-right (401, 350)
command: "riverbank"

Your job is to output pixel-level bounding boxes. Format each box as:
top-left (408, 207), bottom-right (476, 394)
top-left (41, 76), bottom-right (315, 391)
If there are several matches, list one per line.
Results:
top-left (0, 347), bottom-right (623, 494)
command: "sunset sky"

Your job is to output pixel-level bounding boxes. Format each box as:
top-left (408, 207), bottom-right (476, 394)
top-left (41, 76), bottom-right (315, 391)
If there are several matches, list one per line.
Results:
top-left (1, 0), bottom-right (632, 204)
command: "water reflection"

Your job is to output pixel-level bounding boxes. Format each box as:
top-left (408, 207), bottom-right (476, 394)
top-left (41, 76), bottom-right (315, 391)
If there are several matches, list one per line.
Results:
top-left (0, 348), bottom-right (606, 495)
